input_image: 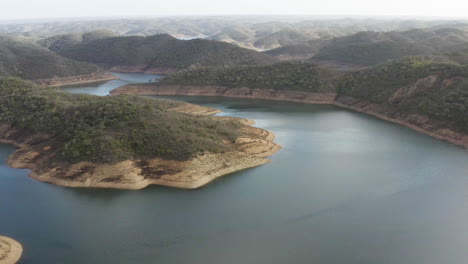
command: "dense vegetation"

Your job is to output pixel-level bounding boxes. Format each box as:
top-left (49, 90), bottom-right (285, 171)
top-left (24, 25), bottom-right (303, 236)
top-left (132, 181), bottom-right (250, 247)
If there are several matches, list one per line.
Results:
top-left (263, 44), bottom-right (319, 59)
top-left (0, 34), bottom-right (101, 80)
top-left (0, 78), bottom-right (244, 163)
top-left (159, 57), bottom-right (468, 132)
top-left (253, 29), bottom-right (312, 50)
top-left (57, 34), bottom-right (277, 69)
top-left (312, 28), bottom-right (468, 66)
top-left (335, 57), bottom-right (468, 131)
top-left (39, 30), bottom-right (118, 52)
top-left (159, 62), bottom-right (338, 92)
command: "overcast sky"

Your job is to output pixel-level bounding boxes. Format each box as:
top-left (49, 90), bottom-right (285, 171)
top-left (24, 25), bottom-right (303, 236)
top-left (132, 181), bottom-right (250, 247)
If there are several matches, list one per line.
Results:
top-left (2, 0), bottom-right (468, 20)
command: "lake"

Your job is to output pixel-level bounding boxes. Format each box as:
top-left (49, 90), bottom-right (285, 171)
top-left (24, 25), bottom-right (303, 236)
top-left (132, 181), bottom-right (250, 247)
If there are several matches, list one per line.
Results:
top-left (1, 72), bottom-right (468, 264)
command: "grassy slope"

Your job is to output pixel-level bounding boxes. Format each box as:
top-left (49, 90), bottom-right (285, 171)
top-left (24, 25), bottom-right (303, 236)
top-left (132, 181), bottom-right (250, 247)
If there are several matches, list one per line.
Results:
top-left (0, 34), bottom-right (101, 80)
top-left (0, 77), bottom-right (245, 163)
top-left (58, 34), bottom-right (278, 69)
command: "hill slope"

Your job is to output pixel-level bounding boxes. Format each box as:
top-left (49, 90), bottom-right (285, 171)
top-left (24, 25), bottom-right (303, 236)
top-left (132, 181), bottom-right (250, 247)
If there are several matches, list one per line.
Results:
top-left (312, 28), bottom-right (468, 66)
top-left (253, 29), bottom-right (312, 50)
top-left (334, 57), bottom-right (468, 132)
top-left (0, 34), bottom-right (102, 80)
top-left (158, 62), bottom-right (338, 92)
top-left (265, 28), bottom-right (468, 66)
top-left (150, 57), bottom-right (468, 134)
top-left (57, 34), bottom-right (277, 71)
top-left (39, 30), bottom-right (118, 53)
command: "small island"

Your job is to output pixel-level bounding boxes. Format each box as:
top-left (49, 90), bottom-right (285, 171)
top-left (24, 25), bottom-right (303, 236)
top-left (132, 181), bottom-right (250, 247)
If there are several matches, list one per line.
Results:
top-left (0, 77), bottom-right (281, 189)
top-left (0, 236), bottom-right (22, 264)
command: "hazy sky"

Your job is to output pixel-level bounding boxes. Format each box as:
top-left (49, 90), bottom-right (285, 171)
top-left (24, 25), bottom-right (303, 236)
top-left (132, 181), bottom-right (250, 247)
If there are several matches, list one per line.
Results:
top-left (2, 0), bottom-right (468, 20)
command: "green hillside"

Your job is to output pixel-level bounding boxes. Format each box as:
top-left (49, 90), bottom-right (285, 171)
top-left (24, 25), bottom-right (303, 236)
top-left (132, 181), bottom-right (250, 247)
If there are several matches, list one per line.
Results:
top-left (0, 77), bottom-right (246, 163)
top-left (0, 34), bottom-right (101, 80)
top-left (39, 30), bottom-right (118, 52)
top-left (312, 28), bottom-right (468, 66)
top-left (264, 44), bottom-right (321, 59)
top-left (58, 34), bottom-right (277, 70)
top-left (158, 57), bottom-right (468, 132)
top-left (159, 62), bottom-right (338, 92)
top-left (335, 57), bottom-right (468, 131)
top-left (253, 29), bottom-right (312, 50)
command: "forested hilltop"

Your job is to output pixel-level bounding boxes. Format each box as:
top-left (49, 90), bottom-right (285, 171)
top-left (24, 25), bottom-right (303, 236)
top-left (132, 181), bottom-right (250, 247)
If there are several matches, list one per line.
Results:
top-left (38, 30), bottom-right (118, 52)
top-left (0, 77), bottom-right (244, 163)
top-left (56, 34), bottom-right (277, 70)
top-left (0, 34), bottom-right (102, 80)
top-left (158, 62), bottom-right (338, 92)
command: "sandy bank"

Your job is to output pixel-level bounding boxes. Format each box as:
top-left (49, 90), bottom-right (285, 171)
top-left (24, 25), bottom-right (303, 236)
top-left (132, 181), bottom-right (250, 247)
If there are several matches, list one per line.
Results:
top-left (0, 236), bottom-right (22, 264)
top-left (112, 84), bottom-right (468, 150)
top-left (34, 73), bottom-right (118, 87)
top-left (0, 102), bottom-right (281, 190)
top-left (111, 84), bottom-right (337, 104)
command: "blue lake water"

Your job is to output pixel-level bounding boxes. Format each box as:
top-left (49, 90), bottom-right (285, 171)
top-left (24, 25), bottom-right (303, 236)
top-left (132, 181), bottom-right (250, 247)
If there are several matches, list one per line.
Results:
top-left (1, 73), bottom-right (468, 264)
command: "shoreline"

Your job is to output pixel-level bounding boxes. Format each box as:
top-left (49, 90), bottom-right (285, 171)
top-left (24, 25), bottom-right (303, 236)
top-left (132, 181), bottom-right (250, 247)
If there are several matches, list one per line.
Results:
top-left (0, 103), bottom-right (282, 190)
top-left (109, 66), bottom-right (178, 75)
top-left (0, 236), bottom-right (22, 264)
top-left (33, 73), bottom-right (119, 87)
top-left (112, 84), bottom-right (468, 150)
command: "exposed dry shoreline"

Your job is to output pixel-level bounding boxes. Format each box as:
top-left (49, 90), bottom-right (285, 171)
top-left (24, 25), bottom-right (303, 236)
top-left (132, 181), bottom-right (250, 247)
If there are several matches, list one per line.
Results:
top-left (33, 73), bottom-right (118, 87)
top-left (109, 65), bottom-right (178, 75)
top-left (0, 103), bottom-right (281, 190)
top-left (112, 84), bottom-right (468, 149)
top-left (0, 236), bottom-right (22, 264)
top-left (110, 84), bottom-right (337, 104)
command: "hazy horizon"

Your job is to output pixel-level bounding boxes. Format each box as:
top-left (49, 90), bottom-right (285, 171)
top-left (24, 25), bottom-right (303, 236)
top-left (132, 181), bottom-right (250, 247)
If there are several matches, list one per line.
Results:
top-left (2, 0), bottom-right (468, 21)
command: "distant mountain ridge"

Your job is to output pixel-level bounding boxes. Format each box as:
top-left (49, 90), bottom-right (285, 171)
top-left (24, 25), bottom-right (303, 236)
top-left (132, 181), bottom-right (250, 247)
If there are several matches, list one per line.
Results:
top-left (265, 27), bottom-right (468, 66)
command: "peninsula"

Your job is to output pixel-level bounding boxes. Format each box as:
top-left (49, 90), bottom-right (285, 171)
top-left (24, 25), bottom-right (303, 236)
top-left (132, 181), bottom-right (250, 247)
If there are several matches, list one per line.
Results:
top-left (0, 77), bottom-right (281, 189)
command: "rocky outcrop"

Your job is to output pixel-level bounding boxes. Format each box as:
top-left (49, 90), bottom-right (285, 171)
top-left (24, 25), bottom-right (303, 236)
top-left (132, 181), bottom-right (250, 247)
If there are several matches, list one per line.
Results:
top-left (0, 103), bottom-right (281, 190)
top-left (33, 73), bottom-right (118, 87)
top-left (0, 236), bottom-right (22, 264)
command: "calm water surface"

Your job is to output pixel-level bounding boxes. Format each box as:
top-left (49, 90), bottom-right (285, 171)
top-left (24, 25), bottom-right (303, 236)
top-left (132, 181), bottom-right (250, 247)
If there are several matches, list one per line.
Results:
top-left (1, 73), bottom-right (468, 264)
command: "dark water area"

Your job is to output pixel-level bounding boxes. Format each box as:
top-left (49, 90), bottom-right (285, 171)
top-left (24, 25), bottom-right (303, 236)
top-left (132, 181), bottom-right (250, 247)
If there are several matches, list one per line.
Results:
top-left (1, 73), bottom-right (468, 264)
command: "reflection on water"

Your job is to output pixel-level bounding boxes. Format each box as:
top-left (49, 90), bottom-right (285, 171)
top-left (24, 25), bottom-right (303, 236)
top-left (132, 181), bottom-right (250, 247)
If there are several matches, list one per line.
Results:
top-left (1, 74), bottom-right (468, 264)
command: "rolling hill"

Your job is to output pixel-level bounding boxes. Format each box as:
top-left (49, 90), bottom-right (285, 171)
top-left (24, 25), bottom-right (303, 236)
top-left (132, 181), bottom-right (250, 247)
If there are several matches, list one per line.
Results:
top-left (158, 61), bottom-right (338, 92)
top-left (57, 34), bottom-right (278, 71)
top-left (155, 56), bottom-right (468, 133)
top-left (0, 34), bottom-right (102, 80)
top-left (39, 30), bottom-right (118, 53)
top-left (266, 28), bottom-right (468, 66)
